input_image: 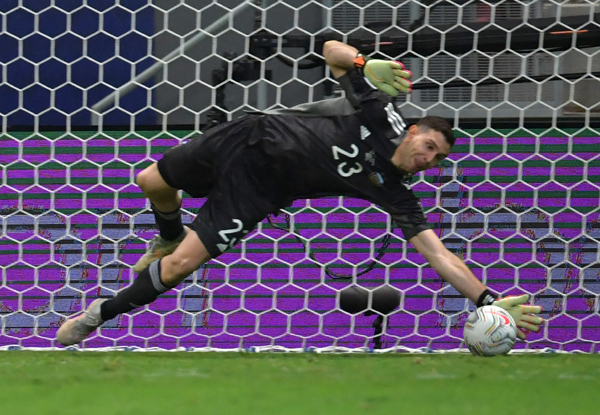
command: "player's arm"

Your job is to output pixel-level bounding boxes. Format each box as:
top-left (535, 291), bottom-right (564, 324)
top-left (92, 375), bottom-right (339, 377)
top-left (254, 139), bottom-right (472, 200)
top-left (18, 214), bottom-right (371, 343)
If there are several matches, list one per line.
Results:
top-left (409, 229), bottom-right (486, 302)
top-left (323, 40), bottom-right (412, 97)
top-left (322, 40), bottom-right (359, 79)
top-left (409, 228), bottom-right (544, 339)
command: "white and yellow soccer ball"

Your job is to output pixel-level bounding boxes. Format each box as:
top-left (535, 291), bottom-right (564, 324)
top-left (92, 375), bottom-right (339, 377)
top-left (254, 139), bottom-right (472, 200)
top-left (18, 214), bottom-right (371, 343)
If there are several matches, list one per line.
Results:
top-left (463, 305), bottom-right (518, 356)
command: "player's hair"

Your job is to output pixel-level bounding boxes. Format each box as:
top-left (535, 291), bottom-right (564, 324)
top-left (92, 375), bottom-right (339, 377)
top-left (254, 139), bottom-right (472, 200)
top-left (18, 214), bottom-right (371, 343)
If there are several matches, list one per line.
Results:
top-left (416, 116), bottom-right (455, 147)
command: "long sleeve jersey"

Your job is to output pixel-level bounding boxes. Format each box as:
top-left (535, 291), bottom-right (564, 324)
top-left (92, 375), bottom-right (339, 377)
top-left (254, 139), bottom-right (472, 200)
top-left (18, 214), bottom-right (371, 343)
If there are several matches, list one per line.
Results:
top-left (245, 69), bottom-right (430, 240)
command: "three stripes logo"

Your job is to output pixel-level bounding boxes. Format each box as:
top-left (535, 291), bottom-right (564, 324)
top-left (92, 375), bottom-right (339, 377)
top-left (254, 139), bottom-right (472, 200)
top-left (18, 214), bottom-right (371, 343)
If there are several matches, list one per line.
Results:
top-left (384, 103), bottom-right (406, 137)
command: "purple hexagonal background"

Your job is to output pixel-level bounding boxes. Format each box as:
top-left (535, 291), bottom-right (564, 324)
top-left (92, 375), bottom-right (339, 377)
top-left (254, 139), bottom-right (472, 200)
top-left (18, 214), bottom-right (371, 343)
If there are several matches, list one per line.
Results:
top-left (1, 132), bottom-right (599, 351)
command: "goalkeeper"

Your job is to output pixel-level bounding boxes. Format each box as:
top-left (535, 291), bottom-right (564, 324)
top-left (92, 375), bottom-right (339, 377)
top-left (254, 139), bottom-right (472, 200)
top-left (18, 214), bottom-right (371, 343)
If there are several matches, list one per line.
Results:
top-left (57, 40), bottom-right (543, 346)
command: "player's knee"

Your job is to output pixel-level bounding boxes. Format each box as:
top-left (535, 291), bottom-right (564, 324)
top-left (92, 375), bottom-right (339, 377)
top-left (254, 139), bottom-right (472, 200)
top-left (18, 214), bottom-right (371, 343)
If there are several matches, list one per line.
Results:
top-left (161, 255), bottom-right (198, 285)
top-left (135, 167), bottom-right (152, 192)
top-left (136, 164), bottom-right (172, 198)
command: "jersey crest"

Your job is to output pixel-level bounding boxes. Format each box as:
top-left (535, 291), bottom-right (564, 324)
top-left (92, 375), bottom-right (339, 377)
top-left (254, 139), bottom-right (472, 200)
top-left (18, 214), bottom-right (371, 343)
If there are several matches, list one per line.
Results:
top-left (364, 150), bottom-right (376, 166)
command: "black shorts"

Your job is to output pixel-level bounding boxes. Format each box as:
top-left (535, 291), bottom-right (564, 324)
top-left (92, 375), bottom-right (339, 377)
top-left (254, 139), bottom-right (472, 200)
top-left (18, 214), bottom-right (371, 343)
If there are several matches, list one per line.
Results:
top-left (157, 116), bottom-right (285, 258)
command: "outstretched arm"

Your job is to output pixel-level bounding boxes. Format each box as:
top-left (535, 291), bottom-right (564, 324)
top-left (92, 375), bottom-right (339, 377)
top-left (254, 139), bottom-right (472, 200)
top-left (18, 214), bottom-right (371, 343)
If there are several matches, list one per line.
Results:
top-left (409, 229), bottom-right (486, 302)
top-left (409, 229), bottom-right (544, 340)
top-left (323, 40), bottom-right (412, 96)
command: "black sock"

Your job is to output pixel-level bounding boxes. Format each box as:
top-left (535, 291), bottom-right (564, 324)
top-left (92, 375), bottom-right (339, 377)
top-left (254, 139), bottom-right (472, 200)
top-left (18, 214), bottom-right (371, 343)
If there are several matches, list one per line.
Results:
top-left (100, 260), bottom-right (173, 321)
top-left (151, 203), bottom-right (184, 241)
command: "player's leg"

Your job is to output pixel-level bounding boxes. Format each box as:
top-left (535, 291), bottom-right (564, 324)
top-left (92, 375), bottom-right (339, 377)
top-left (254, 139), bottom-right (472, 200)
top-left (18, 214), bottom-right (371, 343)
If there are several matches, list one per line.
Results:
top-left (56, 120), bottom-right (263, 346)
top-left (56, 229), bottom-right (211, 346)
top-left (132, 163), bottom-right (188, 273)
top-left (99, 230), bottom-right (211, 321)
top-left (56, 135), bottom-right (219, 346)
top-left (56, 189), bottom-right (267, 347)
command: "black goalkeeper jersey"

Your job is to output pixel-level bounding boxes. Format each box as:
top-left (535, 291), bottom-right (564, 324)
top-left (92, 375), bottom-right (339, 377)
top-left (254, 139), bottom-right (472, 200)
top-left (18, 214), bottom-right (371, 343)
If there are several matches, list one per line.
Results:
top-left (246, 70), bottom-right (429, 240)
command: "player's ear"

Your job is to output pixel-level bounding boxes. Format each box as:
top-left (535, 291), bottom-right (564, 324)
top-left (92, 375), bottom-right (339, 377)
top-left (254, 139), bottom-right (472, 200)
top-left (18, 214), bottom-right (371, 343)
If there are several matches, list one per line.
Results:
top-left (407, 124), bottom-right (419, 138)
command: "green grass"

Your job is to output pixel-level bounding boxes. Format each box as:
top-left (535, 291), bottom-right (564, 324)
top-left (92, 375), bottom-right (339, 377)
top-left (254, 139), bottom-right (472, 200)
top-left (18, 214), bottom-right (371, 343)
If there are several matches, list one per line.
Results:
top-left (0, 352), bottom-right (598, 415)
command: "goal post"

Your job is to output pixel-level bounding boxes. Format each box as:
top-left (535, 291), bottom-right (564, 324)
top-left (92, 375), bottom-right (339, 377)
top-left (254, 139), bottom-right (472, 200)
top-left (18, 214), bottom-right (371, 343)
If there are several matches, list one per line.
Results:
top-left (1, 0), bottom-right (600, 352)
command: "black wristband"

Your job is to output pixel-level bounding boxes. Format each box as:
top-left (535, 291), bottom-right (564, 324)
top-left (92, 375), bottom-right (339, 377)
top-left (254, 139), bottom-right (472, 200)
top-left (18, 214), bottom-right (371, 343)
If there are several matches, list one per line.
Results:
top-left (476, 289), bottom-right (497, 308)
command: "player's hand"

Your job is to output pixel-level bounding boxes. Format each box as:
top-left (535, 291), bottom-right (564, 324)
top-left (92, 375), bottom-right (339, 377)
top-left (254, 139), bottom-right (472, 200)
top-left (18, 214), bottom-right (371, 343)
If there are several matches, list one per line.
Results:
top-left (493, 294), bottom-right (544, 340)
top-left (363, 60), bottom-right (412, 96)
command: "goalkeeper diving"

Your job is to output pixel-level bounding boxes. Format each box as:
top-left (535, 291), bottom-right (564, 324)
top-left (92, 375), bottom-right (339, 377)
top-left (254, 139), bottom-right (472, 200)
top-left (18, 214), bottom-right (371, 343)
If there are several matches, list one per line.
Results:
top-left (57, 40), bottom-right (543, 346)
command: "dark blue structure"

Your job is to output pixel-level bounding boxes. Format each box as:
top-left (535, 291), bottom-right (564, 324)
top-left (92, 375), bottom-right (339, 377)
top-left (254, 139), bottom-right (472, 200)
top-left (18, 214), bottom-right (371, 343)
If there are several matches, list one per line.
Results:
top-left (0, 0), bottom-right (155, 127)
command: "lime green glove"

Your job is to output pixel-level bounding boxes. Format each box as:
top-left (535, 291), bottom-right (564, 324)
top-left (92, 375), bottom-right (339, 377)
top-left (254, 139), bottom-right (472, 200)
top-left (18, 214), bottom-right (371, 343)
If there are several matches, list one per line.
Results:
top-left (355, 54), bottom-right (412, 96)
top-left (493, 294), bottom-right (544, 340)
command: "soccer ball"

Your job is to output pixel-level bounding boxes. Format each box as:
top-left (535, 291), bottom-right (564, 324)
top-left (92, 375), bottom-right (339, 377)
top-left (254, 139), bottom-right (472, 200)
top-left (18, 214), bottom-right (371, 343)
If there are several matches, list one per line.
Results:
top-left (463, 305), bottom-right (518, 356)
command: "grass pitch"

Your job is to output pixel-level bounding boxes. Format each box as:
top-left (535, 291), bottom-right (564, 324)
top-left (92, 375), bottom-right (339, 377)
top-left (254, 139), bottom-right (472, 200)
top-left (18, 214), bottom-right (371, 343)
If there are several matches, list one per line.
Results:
top-left (0, 352), bottom-right (597, 415)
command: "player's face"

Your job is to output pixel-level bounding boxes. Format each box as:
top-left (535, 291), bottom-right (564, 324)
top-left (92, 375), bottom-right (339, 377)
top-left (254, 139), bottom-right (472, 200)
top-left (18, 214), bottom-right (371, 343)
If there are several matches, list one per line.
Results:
top-left (400, 127), bottom-right (451, 174)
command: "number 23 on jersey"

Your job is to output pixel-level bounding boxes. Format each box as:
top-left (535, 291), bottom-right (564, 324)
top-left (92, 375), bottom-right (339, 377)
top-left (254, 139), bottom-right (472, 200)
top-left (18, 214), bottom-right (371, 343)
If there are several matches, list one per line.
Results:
top-left (332, 144), bottom-right (363, 177)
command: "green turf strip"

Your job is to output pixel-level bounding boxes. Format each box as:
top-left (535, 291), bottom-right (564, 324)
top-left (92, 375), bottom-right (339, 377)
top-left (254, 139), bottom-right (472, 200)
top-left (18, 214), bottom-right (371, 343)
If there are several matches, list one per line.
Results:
top-left (0, 352), bottom-right (597, 415)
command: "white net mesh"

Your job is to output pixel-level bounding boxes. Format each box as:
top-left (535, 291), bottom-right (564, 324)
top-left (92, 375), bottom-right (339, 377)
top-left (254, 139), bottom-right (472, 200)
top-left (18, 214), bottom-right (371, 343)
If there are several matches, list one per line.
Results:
top-left (1, 0), bottom-right (600, 352)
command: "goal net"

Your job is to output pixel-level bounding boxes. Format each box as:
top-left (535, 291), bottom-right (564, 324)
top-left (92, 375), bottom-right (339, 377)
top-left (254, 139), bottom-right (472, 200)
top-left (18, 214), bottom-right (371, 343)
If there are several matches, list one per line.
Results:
top-left (1, 0), bottom-right (599, 352)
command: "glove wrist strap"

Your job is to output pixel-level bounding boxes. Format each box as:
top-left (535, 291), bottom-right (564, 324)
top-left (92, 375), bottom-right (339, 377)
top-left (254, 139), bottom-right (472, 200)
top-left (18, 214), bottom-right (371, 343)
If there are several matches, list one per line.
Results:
top-left (353, 52), bottom-right (371, 76)
top-left (476, 289), bottom-right (497, 308)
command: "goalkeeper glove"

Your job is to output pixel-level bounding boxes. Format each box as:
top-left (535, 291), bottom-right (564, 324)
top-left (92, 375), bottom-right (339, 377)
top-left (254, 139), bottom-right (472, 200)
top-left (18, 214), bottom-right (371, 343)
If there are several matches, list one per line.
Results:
top-left (354, 54), bottom-right (412, 96)
top-left (478, 291), bottom-right (544, 340)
